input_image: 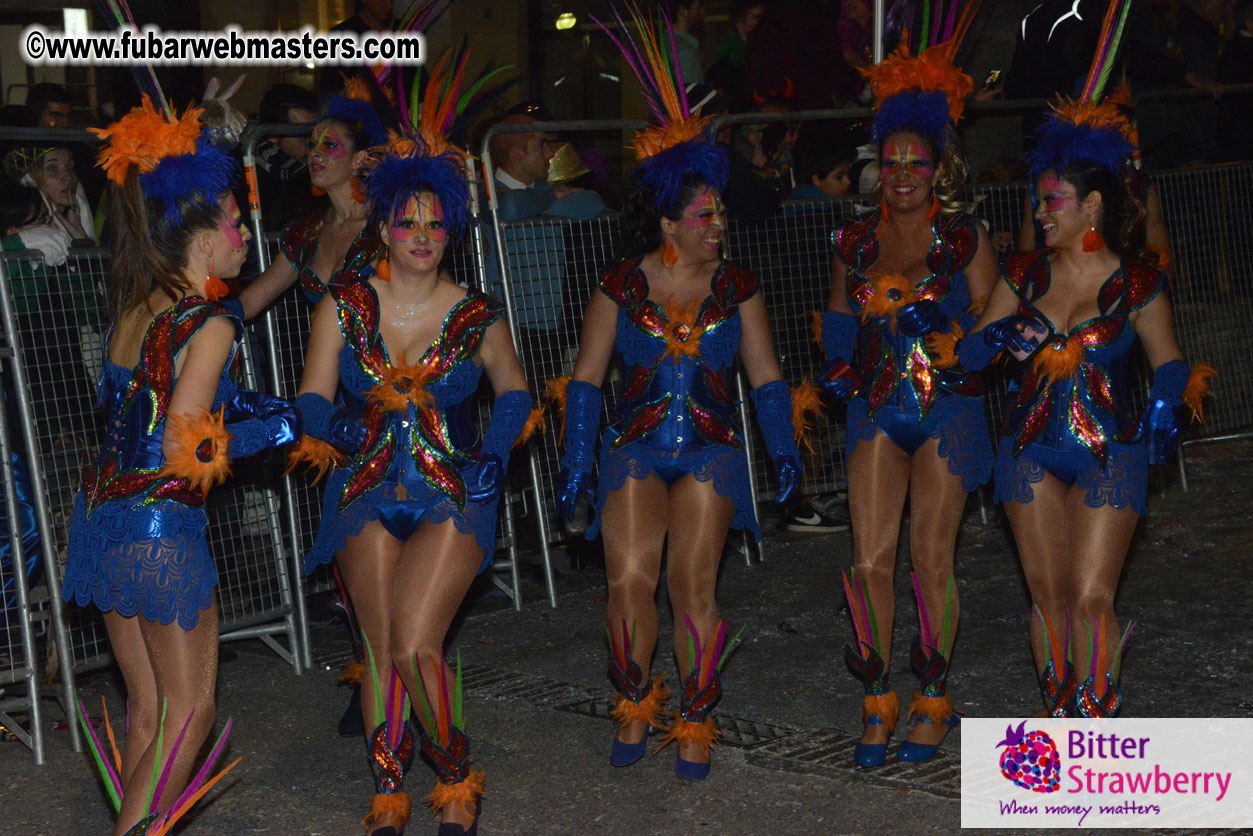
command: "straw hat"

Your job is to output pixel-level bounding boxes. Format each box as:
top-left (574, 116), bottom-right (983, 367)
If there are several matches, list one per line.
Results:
top-left (547, 142), bottom-right (590, 184)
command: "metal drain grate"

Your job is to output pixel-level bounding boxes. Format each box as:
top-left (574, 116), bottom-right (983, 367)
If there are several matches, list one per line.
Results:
top-left (311, 648), bottom-right (356, 672)
top-left (746, 729), bottom-right (961, 800)
top-left (554, 696), bottom-right (797, 750)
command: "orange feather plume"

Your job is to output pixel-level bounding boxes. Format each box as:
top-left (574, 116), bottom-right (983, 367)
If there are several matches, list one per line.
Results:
top-left (513, 405), bottom-right (547, 449)
top-left (791, 379), bottom-right (825, 454)
top-left (863, 691), bottom-right (900, 735)
top-left (1183, 363), bottom-right (1217, 425)
top-left (369, 354), bottom-right (437, 413)
top-left (861, 43), bottom-right (974, 124)
top-left (285, 436), bottom-right (346, 485)
top-left (925, 323), bottom-right (964, 369)
top-left (662, 299), bottom-right (706, 360)
top-left (1033, 337), bottom-right (1084, 386)
top-left (611, 677), bottom-right (669, 728)
top-left (861, 272), bottom-right (917, 327)
top-left (426, 768), bottom-right (485, 814)
top-left (632, 115), bottom-right (715, 160)
top-left (158, 407), bottom-right (232, 495)
top-left (808, 310), bottom-right (824, 347)
top-left (90, 95), bottom-right (204, 186)
top-left (1048, 98), bottom-right (1131, 140)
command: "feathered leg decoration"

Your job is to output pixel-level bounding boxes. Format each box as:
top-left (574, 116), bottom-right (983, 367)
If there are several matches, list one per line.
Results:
top-left (606, 619), bottom-right (668, 766)
top-left (1075, 616), bottom-right (1134, 718)
top-left (78, 697), bottom-right (241, 836)
top-left (361, 633), bottom-right (415, 833)
top-left (657, 616), bottom-right (743, 770)
top-left (896, 574), bottom-right (960, 762)
top-left (1036, 606), bottom-right (1077, 717)
top-left (413, 653), bottom-right (485, 820)
top-left (842, 570), bottom-right (899, 747)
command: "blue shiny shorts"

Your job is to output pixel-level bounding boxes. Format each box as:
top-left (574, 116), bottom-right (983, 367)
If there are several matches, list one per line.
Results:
top-left (847, 396), bottom-right (993, 493)
top-left (993, 435), bottom-right (1148, 515)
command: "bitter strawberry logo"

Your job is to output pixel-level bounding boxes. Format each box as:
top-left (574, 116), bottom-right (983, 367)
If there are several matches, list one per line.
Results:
top-left (997, 721), bottom-right (1061, 793)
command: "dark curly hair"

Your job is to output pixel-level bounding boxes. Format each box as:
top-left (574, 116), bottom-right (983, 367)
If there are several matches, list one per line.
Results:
top-left (1051, 159), bottom-right (1150, 261)
top-left (619, 170), bottom-right (716, 259)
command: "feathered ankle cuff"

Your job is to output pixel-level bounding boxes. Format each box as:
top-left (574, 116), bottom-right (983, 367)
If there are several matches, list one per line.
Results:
top-left (863, 691), bottom-right (900, 735)
top-left (611, 676), bottom-right (669, 728)
top-left (426, 767), bottom-right (485, 815)
top-left (657, 716), bottom-right (720, 757)
top-left (907, 691), bottom-right (957, 726)
top-left (363, 790), bottom-right (411, 831)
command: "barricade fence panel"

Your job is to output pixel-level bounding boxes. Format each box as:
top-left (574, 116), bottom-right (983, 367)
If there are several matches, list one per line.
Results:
top-left (1, 249), bottom-right (298, 674)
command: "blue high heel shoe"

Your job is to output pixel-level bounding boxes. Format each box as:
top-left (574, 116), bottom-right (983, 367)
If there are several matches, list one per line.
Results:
top-left (854, 713), bottom-right (889, 767)
top-left (675, 748), bottom-right (711, 781)
top-left (897, 711), bottom-right (959, 761)
top-left (610, 725), bottom-right (651, 767)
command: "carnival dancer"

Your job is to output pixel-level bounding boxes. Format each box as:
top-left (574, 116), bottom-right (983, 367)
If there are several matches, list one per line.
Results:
top-left (289, 51), bottom-right (535, 835)
top-left (61, 95), bottom-right (300, 835)
top-left (952, 0), bottom-right (1213, 718)
top-left (824, 1), bottom-right (998, 766)
top-left (559, 5), bottom-right (801, 781)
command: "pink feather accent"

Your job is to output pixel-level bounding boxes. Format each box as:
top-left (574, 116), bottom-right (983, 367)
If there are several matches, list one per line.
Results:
top-left (151, 710), bottom-right (195, 813)
top-left (911, 572), bottom-right (933, 649)
top-left (170, 718), bottom-right (233, 814)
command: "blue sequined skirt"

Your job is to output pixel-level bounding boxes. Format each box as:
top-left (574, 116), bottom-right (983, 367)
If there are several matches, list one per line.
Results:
top-left (847, 394), bottom-right (993, 493)
top-left (304, 470), bottom-right (498, 575)
top-left (62, 492), bottom-right (216, 630)
top-left (589, 432), bottom-right (760, 542)
top-left (993, 435), bottom-right (1148, 515)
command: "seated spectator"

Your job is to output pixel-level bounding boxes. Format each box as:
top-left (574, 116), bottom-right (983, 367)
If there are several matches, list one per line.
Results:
top-left (487, 107), bottom-right (605, 220)
top-left (790, 127), bottom-right (856, 199)
top-left (3, 146), bottom-right (96, 245)
top-left (25, 82), bottom-right (74, 128)
top-left (255, 83), bottom-right (319, 230)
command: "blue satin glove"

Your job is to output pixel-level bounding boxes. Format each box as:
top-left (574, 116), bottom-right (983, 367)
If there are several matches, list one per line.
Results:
top-left (774, 454), bottom-right (801, 507)
top-left (557, 467), bottom-right (595, 533)
top-left (896, 300), bottom-right (951, 338)
top-left (983, 315), bottom-right (1048, 358)
top-left (821, 359), bottom-right (860, 401)
top-left (1143, 359), bottom-right (1189, 465)
top-left (224, 389), bottom-right (301, 457)
top-left (466, 453), bottom-right (505, 503)
top-left (295, 392), bottom-right (366, 454)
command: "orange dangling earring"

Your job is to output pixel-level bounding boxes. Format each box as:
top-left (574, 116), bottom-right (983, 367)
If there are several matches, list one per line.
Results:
top-left (661, 240), bottom-right (678, 269)
top-left (1082, 220), bottom-right (1104, 252)
top-left (375, 257), bottom-right (391, 282)
top-left (205, 262), bottom-right (229, 302)
top-left (876, 201), bottom-right (890, 239)
top-left (311, 185), bottom-right (326, 197)
top-left (926, 196), bottom-right (940, 219)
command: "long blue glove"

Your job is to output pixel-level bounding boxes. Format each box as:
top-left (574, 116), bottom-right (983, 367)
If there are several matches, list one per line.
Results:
top-left (958, 315), bottom-right (1049, 371)
top-left (1144, 360), bottom-right (1188, 465)
top-left (295, 392), bottom-right (367, 454)
top-left (820, 311), bottom-right (860, 401)
top-left (558, 380), bottom-right (602, 531)
top-left (466, 389), bottom-right (533, 504)
top-left (223, 389), bottom-right (301, 457)
top-left (896, 300), bottom-right (951, 338)
top-left (751, 379), bottom-right (802, 507)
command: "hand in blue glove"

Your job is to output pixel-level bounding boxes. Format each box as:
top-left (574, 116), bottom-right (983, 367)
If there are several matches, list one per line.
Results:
top-left (984, 315), bottom-right (1051, 362)
top-left (773, 455), bottom-right (801, 507)
top-left (896, 300), bottom-right (951, 338)
top-left (327, 411), bottom-right (366, 454)
top-left (821, 359), bottom-right (861, 401)
top-left (558, 467), bottom-right (595, 535)
top-left (466, 453), bottom-right (504, 503)
top-left (1142, 400), bottom-right (1180, 465)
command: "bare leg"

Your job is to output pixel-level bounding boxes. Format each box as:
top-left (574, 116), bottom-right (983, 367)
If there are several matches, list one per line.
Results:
top-left (903, 437), bottom-right (968, 746)
top-left (600, 473), bottom-right (670, 746)
top-left (102, 611), bottom-right (158, 787)
top-left (665, 474), bottom-right (735, 765)
top-left (390, 518), bottom-right (485, 831)
top-left (1065, 492), bottom-right (1138, 695)
top-left (112, 603), bottom-right (219, 836)
top-left (846, 431), bottom-right (911, 745)
top-left (1004, 475), bottom-right (1071, 678)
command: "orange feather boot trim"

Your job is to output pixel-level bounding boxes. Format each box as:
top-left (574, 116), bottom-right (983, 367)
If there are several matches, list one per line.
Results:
top-left (426, 767), bottom-right (486, 816)
top-left (611, 676), bottom-right (669, 728)
top-left (906, 691), bottom-right (956, 727)
top-left (362, 790), bottom-right (411, 833)
top-left (656, 716), bottom-right (720, 757)
top-left (862, 691), bottom-right (900, 736)
top-left (285, 436), bottom-right (345, 485)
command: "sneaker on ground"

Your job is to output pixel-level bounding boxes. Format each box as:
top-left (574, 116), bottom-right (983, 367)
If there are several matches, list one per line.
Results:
top-left (784, 497), bottom-right (851, 533)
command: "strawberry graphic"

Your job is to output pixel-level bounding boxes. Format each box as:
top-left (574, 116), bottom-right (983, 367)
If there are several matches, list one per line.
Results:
top-left (996, 721), bottom-right (1060, 793)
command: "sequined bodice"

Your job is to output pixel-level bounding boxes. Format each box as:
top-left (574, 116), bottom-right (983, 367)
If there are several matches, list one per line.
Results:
top-left (281, 213), bottom-right (381, 304)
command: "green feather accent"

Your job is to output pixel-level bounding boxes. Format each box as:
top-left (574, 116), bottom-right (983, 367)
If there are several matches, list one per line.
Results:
top-left (411, 655), bottom-right (437, 736)
top-left (456, 65), bottom-right (512, 114)
top-left (1090, 1), bottom-right (1133, 102)
top-left (919, 0), bottom-right (933, 54)
top-left (77, 707), bottom-right (122, 813)
top-left (362, 630), bottom-right (385, 726)
top-left (142, 700), bottom-right (168, 817)
top-left (453, 651), bottom-right (464, 731)
top-left (685, 626), bottom-right (697, 672)
top-left (409, 68), bottom-right (423, 131)
top-left (939, 576), bottom-right (955, 658)
top-left (716, 625), bottom-right (746, 671)
top-left (862, 578), bottom-right (882, 653)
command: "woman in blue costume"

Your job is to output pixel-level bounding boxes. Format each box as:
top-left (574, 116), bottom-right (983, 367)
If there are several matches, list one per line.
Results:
top-left (236, 91), bottom-right (387, 316)
top-left (823, 22), bottom-right (998, 766)
top-left (560, 8), bottom-right (800, 782)
top-left (61, 97), bottom-right (299, 835)
top-left (291, 102), bottom-right (532, 833)
top-left (956, 28), bottom-right (1209, 716)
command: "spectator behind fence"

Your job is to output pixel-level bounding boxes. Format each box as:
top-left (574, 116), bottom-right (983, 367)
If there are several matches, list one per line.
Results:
top-left (706, 0), bottom-right (764, 112)
top-left (318, 0), bottom-right (396, 95)
top-left (790, 126), bottom-right (856, 199)
top-left (255, 83), bottom-right (319, 231)
top-left (1219, 0), bottom-right (1253, 161)
top-left (669, 0), bottom-right (707, 84)
top-left (3, 145), bottom-right (96, 245)
top-left (484, 107), bottom-right (606, 378)
top-left (25, 82), bottom-right (74, 128)
top-left (745, 0), bottom-right (856, 109)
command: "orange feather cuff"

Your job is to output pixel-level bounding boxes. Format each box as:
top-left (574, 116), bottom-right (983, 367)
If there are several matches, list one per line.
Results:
top-left (426, 768), bottom-right (485, 814)
top-left (790, 379), bottom-right (825, 454)
top-left (158, 407), bottom-right (232, 495)
top-left (284, 436), bottom-right (345, 486)
top-left (611, 677), bottom-right (669, 729)
top-left (1183, 363), bottom-right (1217, 425)
top-left (862, 691), bottom-right (900, 736)
top-left (906, 691), bottom-right (956, 727)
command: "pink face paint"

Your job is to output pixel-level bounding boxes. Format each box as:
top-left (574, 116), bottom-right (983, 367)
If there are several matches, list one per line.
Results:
top-left (681, 189), bottom-right (725, 229)
top-left (879, 137), bottom-right (934, 182)
top-left (219, 194), bottom-right (245, 249)
top-left (309, 124), bottom-right (349, 160)
top-left (1039, 173), bottom-right (1076, 213)
top-left (389, 193), bottom-right (448, 244)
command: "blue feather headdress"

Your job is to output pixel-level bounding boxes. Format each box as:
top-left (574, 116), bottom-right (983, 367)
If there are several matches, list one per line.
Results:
top-left (91, 96), bottom-right (236, 230)
top-left (1028, 0), bottom-right (1136, 177)
top-left (363, 137), bottom-right (470, 238)
top-left (324, 94), bottom-right (389, 148)
top-left (593, 3), bottom-right (727, 211)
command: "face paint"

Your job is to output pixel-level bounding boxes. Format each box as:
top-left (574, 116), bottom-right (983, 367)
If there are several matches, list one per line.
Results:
top-left (681, 189), bottom-right (725, 229)
top-left (219, 194), bottom-right (245, 249)
top-left (309, 123), bottom-right (349, 160)
top-left (879, 137), bottom-right (934, 182)
top-left (389, 193), bottom-right (448, 244)
top-left (1038, 173), bottom-right (1076, 214)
